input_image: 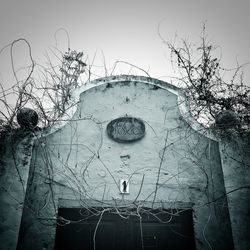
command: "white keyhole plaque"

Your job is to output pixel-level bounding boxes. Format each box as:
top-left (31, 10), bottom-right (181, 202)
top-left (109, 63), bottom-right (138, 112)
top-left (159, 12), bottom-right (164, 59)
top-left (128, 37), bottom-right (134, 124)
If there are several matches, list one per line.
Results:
top-left (120, 180), bottom-right (129, 194)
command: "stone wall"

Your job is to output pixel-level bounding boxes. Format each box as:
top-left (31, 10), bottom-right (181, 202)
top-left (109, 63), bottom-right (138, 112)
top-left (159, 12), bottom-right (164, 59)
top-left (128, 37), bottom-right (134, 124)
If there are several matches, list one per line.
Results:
top-left (17, 76), bottom-right (234, 249)
top-left (1, 75), bottom-right (245, 249)
top-left (219, 137), bottom-right (250, 250)
top-left (0, 132), bottom-right (34, 250)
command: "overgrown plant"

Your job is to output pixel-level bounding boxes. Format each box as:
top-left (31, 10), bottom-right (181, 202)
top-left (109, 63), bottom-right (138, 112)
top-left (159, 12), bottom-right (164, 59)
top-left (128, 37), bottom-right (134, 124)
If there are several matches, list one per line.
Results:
top-left (1, 31), bottom-right (248, 250)
top-left (162, 26), bottom-right (250, 135)
top-left (35, 48), bottom-right (87, 126)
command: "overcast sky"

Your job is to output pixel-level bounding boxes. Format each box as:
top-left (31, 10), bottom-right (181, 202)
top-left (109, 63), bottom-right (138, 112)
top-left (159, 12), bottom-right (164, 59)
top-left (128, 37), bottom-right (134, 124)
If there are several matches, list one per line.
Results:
top-left (0, 0), bottom-right (250, 88)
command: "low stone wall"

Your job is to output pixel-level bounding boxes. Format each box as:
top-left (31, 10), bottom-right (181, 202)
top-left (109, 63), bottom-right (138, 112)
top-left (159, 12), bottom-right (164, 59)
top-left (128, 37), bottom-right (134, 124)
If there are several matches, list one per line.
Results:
top-left (220, 138), bottom-right (250, 250)
top-left (0, 132), bottom-right (35, 250)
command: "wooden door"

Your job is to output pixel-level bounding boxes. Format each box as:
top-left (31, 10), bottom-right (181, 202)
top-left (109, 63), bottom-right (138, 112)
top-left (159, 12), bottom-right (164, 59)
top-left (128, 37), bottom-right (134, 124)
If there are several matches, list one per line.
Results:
top-left (54, 208), bottom-right (195, 250)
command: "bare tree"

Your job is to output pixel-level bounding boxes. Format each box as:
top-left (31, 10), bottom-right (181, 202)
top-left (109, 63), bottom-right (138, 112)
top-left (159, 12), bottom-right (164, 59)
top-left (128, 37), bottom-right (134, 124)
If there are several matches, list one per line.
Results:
top-left (159, 24), bottom-right (250, 136)
top-left (0, 40), bottom-right (87, 132)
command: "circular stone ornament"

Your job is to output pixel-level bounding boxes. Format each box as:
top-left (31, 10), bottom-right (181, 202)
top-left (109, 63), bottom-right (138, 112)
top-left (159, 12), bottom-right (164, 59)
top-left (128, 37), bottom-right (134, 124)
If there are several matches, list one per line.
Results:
top-left (107, 116), bottom-right (145, 143)
top-left (17, 108), bottom-right (39, 129)
top-left (215, 110), bottom-right (240, 128)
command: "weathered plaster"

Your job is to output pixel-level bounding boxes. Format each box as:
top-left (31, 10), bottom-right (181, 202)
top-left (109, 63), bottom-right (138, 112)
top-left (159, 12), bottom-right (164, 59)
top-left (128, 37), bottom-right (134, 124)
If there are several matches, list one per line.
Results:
top-left (3, 76), bottom-right (248, 250)
top-left (16, 76), bottom-right (234, 249)
top-left (219, 138), bottom-right (250, 250)
top-left (0, 132), bottom-right (35, 250)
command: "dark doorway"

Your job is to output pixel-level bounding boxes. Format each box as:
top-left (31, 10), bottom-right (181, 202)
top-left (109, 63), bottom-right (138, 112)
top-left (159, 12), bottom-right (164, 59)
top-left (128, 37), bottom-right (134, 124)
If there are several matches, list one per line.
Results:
top-left (54, 208), bottom-right (195, 250)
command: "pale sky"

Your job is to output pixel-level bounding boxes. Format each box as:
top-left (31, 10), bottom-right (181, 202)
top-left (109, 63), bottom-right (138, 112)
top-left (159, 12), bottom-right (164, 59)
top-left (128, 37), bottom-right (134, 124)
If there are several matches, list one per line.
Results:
top-left (0, 0), bottom-right (250, 88)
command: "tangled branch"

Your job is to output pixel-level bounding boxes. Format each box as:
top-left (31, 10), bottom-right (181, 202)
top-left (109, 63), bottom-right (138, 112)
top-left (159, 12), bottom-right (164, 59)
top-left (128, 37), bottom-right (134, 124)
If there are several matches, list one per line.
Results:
top-left (162, 24), bottom-right (250, 135)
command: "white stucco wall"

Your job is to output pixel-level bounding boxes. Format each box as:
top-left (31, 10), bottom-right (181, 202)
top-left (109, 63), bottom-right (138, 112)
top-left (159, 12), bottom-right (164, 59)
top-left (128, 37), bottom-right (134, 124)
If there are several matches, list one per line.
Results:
top-left (15, 76), bottom-right (235, 250)
top-left (219, 138), bottom-right (250, 250)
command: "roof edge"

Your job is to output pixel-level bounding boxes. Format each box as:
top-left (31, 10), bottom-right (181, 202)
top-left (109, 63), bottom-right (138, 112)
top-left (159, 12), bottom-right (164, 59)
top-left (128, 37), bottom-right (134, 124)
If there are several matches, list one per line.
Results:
top-left (38, 75), bottom-right (217, 141)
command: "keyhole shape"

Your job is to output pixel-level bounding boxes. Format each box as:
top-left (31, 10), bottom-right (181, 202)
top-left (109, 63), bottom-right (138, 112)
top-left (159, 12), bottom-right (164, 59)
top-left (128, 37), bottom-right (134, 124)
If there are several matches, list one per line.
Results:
top-left (122, 181), bottom-right (127, 192)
